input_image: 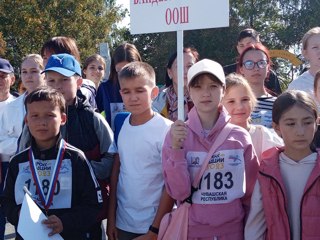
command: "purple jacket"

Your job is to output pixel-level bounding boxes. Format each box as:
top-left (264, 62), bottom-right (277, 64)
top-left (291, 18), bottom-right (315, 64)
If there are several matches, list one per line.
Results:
top-left (162, 107), bottom-right (259, 239)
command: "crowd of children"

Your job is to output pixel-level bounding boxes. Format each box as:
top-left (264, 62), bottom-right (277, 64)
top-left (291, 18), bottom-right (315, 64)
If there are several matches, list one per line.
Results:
top-left (0, 25), bottom-right (319, 240)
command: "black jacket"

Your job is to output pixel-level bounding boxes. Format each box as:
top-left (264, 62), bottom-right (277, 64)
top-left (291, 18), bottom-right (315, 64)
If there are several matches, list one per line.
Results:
top-left (1, 137), bottom-right (102, 240)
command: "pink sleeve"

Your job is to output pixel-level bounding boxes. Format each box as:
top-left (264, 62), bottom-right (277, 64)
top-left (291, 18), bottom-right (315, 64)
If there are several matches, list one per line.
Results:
top-left (242, 137), bottom-right (260, 219)
top-left (162, 130), bottom-right (192, 201)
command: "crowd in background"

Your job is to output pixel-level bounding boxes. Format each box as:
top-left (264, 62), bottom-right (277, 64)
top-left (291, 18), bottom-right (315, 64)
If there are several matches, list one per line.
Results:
top-left (0, 26), bottom-right (319, 240)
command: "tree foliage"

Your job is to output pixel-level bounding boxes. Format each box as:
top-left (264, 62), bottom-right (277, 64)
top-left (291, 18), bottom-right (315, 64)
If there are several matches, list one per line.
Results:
top-left (121, 0), bottom-right (320, 86)
top-left (0, 0), bottom-right (125, 70)
top-left (0, 0), bottom-right (318, 87)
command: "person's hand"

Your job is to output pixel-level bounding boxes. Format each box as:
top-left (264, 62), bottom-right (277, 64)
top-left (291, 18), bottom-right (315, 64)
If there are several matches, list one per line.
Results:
top-left (171, 120), bottom-right (187, 149)
top-left (106, 217), bottom-right (118, 240)
top-left (42, 215), bottom-right (63, 236)
top-left (133, 231), bottom-right (157, 240)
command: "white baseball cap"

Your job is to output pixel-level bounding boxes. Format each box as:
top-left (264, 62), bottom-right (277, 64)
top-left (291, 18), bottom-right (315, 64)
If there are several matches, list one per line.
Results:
top-left (187, 59), bottom-right (225, 86)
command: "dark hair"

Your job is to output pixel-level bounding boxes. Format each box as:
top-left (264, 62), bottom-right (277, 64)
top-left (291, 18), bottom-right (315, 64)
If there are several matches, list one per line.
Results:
top-left (272, 90), bottom-right (318, 124)
top-left (41, 36), bottom-right (80, 62)
top-left (109, 43), bottom-right (142, 83)
top-left (314, 70), bottom-right (320, 97)
top-left (25, 87), bottom-right (66, 113)
top-left (165, 47), bottom-right (200, 87)
top-left (118, 62), bottom-right (155, 87)
top-left (237, 28), bottom-right (260, 43)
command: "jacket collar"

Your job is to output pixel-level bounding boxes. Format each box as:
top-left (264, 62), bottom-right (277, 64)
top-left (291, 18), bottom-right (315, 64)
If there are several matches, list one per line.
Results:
top-left (260, 147), bottom-right (320, 194)
top-left (30, 134), bottom-right (63, 160)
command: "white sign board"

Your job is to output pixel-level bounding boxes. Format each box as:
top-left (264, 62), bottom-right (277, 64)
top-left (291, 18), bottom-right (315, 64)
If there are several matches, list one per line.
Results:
top-left (130, 0), bottom-right (229, 34)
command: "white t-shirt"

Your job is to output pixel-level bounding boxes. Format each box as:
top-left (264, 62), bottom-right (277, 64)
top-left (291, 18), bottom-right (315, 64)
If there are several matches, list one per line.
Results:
top-left (287, 71), bottom-right (314, 97)
top-left (0, 93), bottom-right (26, 160)
top-left (249, 125), bottom-right (283, 162)
top-left (0, 94), bottom-right (16, 113)
top-left (110, 113), bottom-right (172, 233)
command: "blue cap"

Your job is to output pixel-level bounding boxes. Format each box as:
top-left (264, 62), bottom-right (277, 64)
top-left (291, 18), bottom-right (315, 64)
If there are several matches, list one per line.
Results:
top-left (43, 53), bottom-right (81, 77)
top-left (0, 58), bottom-right (14, 73)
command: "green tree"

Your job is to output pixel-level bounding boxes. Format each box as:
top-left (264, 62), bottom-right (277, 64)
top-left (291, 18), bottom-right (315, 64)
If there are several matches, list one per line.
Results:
top-left (0, 32), bottom-right (6, 56)
top-left (0, 0), bottom-right (125, 70)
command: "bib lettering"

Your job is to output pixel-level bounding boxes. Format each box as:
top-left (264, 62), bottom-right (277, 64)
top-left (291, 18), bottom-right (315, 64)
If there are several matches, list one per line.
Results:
top-left (187, 149), bottom-right (246, 204)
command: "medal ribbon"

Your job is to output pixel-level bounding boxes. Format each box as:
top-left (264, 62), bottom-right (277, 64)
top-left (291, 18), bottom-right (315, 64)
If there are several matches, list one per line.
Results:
top-left (28, 139), bottom-right (66, 212)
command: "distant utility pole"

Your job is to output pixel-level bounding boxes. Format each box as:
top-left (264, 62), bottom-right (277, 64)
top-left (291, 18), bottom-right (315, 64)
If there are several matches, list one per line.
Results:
top-left (99, 42), bottom-right (111, 80)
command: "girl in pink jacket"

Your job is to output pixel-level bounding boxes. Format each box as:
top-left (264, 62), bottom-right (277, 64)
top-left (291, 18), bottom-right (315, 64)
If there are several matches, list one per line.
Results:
top-left (162, 59), bottom-right (259, 240)
top-left (245, 90), bottom-right (320, 240)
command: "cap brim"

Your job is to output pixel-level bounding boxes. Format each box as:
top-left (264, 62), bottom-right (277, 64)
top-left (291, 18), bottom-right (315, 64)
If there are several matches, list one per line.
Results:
top-left (42, 67), bottom-right (76, 77)
top-left (189, 71), bottom-right (224, 86)
top-left (0, 69), bottom-right (13, 74)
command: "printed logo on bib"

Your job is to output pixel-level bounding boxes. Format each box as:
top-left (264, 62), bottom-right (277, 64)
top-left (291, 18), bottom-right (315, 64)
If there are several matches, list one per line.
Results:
top-left (187, 149), bottom-right (246, 204)
top-left (15, 159), bottom-right (72, 209)
top-left (186, 151), bottom-right (207, 169)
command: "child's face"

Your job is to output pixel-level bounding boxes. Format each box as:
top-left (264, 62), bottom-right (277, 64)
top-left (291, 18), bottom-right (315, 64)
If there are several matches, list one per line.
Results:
top-left (222, 85), bottom-right (253, 127)
top-left (303, 34), bottom-right (320, 69)
top-left (273, 105), bottom-right (316, 159)
top-left (46, 71), bottom-right (82, 105)
top-left (119, 76), bottom-right (158, 116)
top-left (167, 52), bottom-right (196, 87)
top-left (25, 100), bottom-right (66, 150)
top-left (83, 59), bottom-right (105, 85)
top-left (240, 50), bottom-right (269, 87)
top-left (0, 71), bottom-right (15, 95)
top-left (237, 37), bottom-right (258, 55)
top-left (189, 75), bottom-right (224, 115)
top-left (21, 59), bottom-right (45, 93)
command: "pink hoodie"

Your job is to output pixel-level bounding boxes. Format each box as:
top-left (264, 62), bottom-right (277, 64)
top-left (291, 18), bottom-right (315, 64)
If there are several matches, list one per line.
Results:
top-left (162, 107), bottom-right (259, 239)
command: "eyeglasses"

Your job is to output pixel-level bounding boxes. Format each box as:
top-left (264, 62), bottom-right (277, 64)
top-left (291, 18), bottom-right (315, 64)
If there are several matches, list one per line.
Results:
top-left (242, 60), bottom-right (268, 70)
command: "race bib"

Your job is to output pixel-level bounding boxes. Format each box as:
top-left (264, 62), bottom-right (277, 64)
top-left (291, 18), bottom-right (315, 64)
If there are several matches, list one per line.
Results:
top-left (187, 149), bottom-right (246, 204)
top-left (15, 159), bottom-right (72, 209)
top-left (110, 102), bottom-right (126, 130)
top-left (251, 110), bottom-right (272, 128)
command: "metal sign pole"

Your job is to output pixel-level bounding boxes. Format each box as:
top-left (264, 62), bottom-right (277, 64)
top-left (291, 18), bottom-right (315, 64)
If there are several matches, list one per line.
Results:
top-left (177, 30), bottom-right (184, 120)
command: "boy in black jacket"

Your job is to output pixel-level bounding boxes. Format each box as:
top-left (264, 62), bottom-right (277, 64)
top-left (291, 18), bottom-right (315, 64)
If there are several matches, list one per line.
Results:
top-left (18, 53), bottom-right (114, 239)
top-left (1, 87), bottom-right (102, 239)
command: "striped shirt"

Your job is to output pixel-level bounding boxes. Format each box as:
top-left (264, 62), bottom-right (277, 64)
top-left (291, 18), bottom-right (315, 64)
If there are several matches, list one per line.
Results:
top-left (251, 95), bottom-right (277, 128)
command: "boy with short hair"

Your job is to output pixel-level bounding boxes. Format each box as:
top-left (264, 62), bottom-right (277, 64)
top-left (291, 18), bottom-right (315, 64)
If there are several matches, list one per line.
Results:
top-left (107, 62), bottom-right (174, 240)
top-left (18, 53), bottom-right (114, 239)
top-left (1, 87), bottom-right (102, 240)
